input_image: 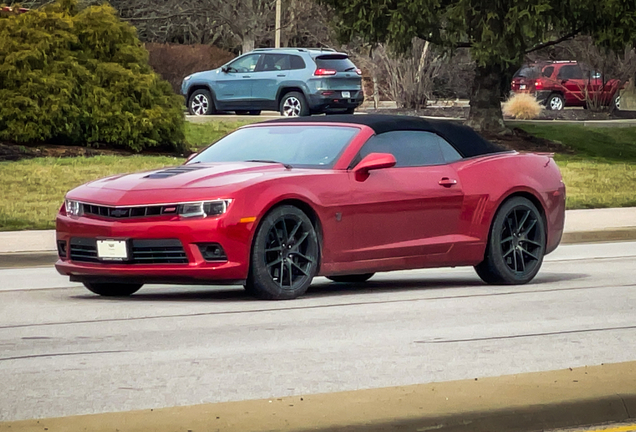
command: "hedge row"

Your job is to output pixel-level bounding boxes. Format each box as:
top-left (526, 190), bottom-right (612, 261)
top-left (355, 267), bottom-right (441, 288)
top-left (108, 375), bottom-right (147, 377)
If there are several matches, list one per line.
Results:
top-left (0, 0), bottom-right (186, 152)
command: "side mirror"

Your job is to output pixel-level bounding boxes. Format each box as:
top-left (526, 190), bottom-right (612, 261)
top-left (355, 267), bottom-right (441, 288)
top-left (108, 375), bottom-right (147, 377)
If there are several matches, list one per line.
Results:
top-left (353, 153), bottom-right (396, 182)
top-left (185, 152), bottom-right (198, 163)
top-left (221, 66), bottom-right (229, 73)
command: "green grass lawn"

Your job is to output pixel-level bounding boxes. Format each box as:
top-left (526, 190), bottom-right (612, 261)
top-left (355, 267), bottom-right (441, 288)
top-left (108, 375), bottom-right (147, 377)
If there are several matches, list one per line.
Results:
top-left (0, 122), bottom-right (635, 231)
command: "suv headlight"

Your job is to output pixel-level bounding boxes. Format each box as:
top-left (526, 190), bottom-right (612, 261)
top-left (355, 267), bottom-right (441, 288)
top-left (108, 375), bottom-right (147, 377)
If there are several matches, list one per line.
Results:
top-left (179, 200), bottom-right (232, 218)
top-left (65, 199), bottom-right (82, 217)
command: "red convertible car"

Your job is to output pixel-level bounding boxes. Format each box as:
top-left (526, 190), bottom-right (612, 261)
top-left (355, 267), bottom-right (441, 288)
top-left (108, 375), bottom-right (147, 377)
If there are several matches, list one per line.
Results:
top-left (56, 115), bottom-right (566, 300)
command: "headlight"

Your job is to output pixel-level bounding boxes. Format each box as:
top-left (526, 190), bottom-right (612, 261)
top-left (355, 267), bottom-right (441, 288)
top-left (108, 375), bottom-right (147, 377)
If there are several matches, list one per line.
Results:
top-left (183, 75), bottom-right (192, 82)
top-left (179, 200), bottom-right (231, 218)
top-left (65, 199), bottom-right (82, 217)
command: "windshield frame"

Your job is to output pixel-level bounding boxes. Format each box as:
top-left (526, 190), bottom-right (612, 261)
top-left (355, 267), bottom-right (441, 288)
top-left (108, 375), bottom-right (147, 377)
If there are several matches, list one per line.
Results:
top-left (187, 124), bottom-right (362, 170)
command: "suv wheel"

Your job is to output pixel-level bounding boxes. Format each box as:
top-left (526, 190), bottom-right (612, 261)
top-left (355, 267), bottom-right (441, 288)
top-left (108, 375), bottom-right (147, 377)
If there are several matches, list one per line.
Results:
top-left (280, 92), bottom-right (309, 117)
top-left (189, 89), bottom-right (216, 116)
top-left (613, 93), bottom-right (621, 110)
top-left (546, 93), bottom-right (564, 111)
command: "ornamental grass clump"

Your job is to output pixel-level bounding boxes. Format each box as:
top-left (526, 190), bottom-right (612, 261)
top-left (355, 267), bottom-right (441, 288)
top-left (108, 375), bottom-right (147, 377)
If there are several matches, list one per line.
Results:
top-left (0, 0), bottom-right (186, 152)
top-left (502, 93), bottom-right (543, 120)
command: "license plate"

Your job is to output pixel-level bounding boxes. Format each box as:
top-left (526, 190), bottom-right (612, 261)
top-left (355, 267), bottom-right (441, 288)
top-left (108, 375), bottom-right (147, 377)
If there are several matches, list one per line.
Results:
top-left (519, 84), bottom-right (526, 90)
top-left (341, 91), bottom-right (351, 98)
top-left (97, 240), bottom-right (128, 260)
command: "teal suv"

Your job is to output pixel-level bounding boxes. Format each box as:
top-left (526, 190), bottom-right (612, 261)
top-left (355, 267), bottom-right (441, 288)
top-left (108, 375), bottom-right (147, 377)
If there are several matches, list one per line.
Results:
top-left (181, 48), bottom-right (364, 117)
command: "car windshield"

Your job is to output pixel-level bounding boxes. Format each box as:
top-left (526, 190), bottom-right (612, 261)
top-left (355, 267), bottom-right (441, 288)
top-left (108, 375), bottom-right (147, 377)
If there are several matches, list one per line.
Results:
top-left (188, 125), bottom-right (359, 169)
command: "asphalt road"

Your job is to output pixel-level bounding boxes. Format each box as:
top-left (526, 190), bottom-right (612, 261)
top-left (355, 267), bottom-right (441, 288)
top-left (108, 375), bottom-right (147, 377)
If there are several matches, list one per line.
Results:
top-left (1, 241), bottom-right (635, 422)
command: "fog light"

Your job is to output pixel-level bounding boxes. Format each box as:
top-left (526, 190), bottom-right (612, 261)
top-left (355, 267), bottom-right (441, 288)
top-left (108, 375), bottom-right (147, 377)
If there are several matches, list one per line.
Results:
top-left (197, 243), bottom-right (227, 261)
top-left (57, 240), bottom-right (67, 259)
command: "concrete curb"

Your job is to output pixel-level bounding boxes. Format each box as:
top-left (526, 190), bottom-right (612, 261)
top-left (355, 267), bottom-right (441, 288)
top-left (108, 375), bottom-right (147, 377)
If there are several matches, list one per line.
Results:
top-left (2, 362), bottom-right (635, 432)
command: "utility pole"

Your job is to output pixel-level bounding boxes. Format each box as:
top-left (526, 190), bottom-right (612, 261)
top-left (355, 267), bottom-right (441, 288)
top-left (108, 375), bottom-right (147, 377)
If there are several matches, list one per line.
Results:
top-left (275, 0), bottom-right (282, 47)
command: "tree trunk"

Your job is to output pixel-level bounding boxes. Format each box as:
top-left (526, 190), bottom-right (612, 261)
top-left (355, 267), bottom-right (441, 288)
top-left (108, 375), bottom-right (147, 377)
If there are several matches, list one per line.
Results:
top-left (467, 64), bottom-right (507, 134)
top-left (242, 36), bottom-right (255, 54)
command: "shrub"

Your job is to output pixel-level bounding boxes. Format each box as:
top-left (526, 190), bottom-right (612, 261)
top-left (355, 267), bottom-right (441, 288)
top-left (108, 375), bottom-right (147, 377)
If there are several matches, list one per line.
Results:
top-left (503, 93), bottom-right (543, 120)
top-left (146, 43), bottom-right (235, 93)
top-left (0, 0), bottom-right (186, 152)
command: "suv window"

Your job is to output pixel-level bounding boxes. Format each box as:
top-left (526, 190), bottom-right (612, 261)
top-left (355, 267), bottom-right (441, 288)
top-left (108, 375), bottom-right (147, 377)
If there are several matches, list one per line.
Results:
top-left (258, 54), bottom-right (290, 72)
top-left (315, 54), bottom-right (356, 72)
top-left (227, 54), bottom-right (261, 73)
top-left (514, 66), bottom-right (541, 79)
top-left (558, 65), bottom-right (583, 80)
top-left (542, 66), bottom-right (554, 78)
top-left (354, 131), bottom-right (460, 168)
top-left (290, 55), bottom-right (306, 70)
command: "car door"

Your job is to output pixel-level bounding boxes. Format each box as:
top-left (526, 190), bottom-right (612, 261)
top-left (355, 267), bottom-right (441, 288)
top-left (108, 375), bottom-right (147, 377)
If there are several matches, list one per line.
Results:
top-left (557, 64), bottom-right (585, 105)
top-left (253, 54), bottom-right (289, 105)
top-left (214, 54), bottom-right (261, 105)
top-left (348, 131), bottom-right (465, 262)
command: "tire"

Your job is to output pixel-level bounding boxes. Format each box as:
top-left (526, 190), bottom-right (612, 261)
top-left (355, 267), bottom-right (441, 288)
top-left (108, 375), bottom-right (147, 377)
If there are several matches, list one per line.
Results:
top-left (612, 93), bottom-right (621, 111)
top-left (546, 93), bottom-right (564, 111)
top-left (327, 273), bottom-right (374, 283)
top-left (344, 107), bottom-right (356, 114)
top-left (474, 197), bottom-right (546, 285)
top-left (188, 89), bottom-right (216, 116)
top-left (247, 205), bottom-right (319, 300)
top-left (83, 282), bottom-right (143, 297)
top-left (280, 91), bottom-right (310, 117)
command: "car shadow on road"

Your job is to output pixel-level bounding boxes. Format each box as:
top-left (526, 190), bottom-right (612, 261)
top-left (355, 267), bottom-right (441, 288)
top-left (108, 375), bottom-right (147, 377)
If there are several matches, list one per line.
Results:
top-left (70, 272), bottom-right (588, 303)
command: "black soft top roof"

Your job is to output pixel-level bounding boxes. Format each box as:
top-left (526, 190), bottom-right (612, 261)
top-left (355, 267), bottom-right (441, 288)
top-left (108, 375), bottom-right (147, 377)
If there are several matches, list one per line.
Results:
top-left (265, 114), bottom-right (505, 158)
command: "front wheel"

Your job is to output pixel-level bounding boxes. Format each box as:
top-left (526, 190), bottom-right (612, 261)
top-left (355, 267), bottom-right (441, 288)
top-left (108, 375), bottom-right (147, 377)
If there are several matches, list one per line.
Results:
top-left (327, 273), bottom-right (374, 283)
top-left (188, 89), bottom-right (216, 116)
top-left (247, 205), bottom-right (319, 300)
top-left (280, 92), bottom-right (309, 117)
top-left (83, 282), bottom-right (143, 297)
top-left (474, 197), bottom-right (546, 285)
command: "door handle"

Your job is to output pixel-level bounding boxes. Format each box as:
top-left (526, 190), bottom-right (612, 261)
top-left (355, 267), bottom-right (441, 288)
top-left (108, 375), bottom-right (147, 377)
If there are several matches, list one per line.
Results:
top-left (439, 177), bottom-right (457, 187)
top-left (242, 76), bottom-right (251, 78)
top-left (277, 74), bottom-right (286, 77)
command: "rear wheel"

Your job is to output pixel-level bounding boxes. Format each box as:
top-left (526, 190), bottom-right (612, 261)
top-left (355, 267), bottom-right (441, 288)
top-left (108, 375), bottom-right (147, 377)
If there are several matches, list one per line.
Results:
top-left (327, 273), bottom-right (374, 283)
top-left (280, 92), bottom-right (309, 117)
top-left (546, 93), bottom-right (564, 111)
top-left (474, 197), bottom-right (546, 285)
top-left (247, 205), bottom-right (319, 300)
top-left (344, 107), bottom-right (356, 114)
top-left (613, 93), bottom-right (621, 110)
top-left (83, 282), bottom-right (143, 297)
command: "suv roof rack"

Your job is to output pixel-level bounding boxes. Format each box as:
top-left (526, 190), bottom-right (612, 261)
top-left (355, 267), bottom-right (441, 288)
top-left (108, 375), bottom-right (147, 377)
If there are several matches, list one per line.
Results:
top-left (251, 47), bottom-right (337, 53)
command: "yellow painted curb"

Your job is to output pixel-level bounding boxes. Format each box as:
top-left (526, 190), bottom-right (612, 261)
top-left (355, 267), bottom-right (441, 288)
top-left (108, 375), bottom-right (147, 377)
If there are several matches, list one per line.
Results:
top-left (2, 361), bottom-right (636, 432)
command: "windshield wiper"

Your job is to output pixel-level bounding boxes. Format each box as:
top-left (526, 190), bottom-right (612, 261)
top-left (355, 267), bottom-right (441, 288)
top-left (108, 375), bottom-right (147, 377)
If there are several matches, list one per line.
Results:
top-left (344, 67), bottom-right (356, 72)
top-left (245, 159), bottom-right (292, 169)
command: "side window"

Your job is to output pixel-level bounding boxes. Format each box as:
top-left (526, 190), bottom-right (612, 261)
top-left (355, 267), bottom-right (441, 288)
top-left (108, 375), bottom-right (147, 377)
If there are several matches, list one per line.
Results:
top-left (290, 55), bottom-right (306, 70)
top-left (227, 54), bottom-right (261, 73)
top-left (258, 54), bottom-right (290, 72)
top-left (542, 66), bottom-right (554, 78)
top-left (355, 131), bottom-right (452, 168)
top-left (436, 136), bottom-right (463, 163)
top-left (557, 65), bottom-right (583, 80)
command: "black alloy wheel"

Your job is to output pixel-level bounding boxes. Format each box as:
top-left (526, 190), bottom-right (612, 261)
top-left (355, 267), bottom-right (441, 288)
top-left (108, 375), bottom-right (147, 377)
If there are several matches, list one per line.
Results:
top-left (246, 206), bottom-right (319, 300)
top-left (327, 273), bottom-right (374, 283)
top-left (474, 197), bottom-right (546, 285)
top-left (83, 282), bottom-right (143, 297)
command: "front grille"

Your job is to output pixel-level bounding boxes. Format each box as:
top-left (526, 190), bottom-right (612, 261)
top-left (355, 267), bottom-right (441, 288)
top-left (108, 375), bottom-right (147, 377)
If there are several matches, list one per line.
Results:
top-left (82, 204), bottom-right (178, 219)
top-left (69, 238), bottom-right (188, 264)
top-left (131, 239), bottom-right (188, 264)
top-left (69, 238), bottom-right (99, 263)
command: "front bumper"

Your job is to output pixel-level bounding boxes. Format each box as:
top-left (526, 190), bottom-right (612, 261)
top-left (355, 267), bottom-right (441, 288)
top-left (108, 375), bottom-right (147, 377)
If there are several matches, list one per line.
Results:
top-left (55, 213), bottom-right (253, 285)
top-left (308, 91), bottom-right (364, 112)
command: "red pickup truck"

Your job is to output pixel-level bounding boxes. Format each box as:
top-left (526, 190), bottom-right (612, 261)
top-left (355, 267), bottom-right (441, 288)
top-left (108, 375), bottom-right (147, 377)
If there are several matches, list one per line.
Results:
top-left (510, 61), bottom-right (622, 110)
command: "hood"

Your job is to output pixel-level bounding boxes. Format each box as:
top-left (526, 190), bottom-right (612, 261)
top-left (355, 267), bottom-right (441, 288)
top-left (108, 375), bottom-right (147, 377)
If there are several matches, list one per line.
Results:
top-left (83, 162), bottom-right (289, 192)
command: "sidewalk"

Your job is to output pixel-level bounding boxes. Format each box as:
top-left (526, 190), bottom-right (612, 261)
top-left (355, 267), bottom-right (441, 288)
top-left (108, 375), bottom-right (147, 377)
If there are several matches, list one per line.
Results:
top-left (0, 208), bottom-right (634, 257)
